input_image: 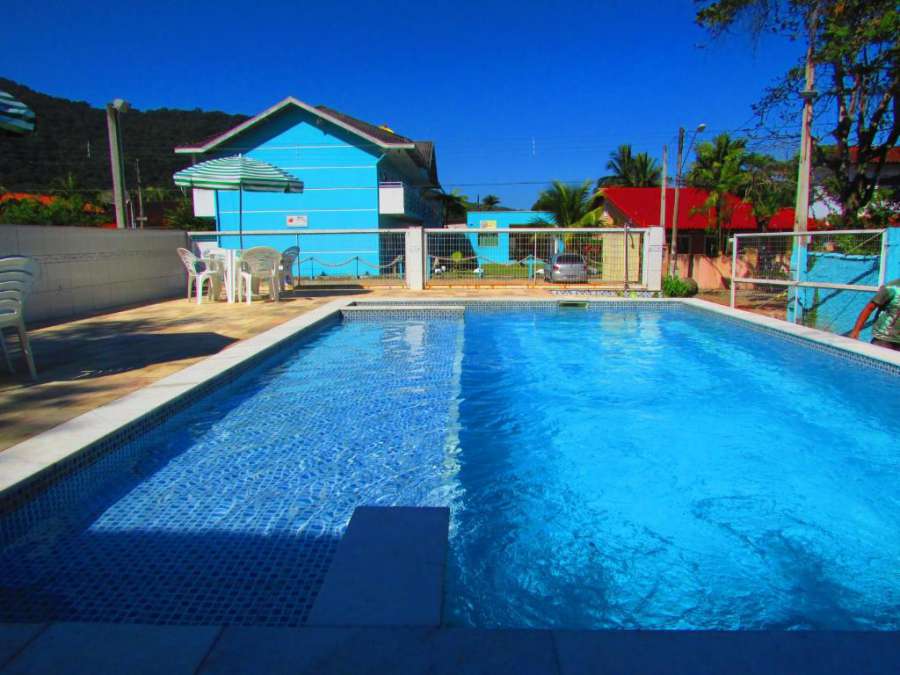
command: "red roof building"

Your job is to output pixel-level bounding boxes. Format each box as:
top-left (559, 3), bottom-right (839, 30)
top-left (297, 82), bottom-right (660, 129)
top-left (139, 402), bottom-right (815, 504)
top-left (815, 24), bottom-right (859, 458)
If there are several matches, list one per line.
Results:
top-left (601, 187), bottom-right (830, 255)
top-left (601, 187), bottom-right (758, 231)
top-left (766, 207), bottom-right (828, 231)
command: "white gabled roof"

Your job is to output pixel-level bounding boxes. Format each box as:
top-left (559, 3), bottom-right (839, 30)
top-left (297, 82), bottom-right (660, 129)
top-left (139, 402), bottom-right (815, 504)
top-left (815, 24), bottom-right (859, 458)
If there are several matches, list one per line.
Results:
top-left (174, 96), bottom-right (417, 155)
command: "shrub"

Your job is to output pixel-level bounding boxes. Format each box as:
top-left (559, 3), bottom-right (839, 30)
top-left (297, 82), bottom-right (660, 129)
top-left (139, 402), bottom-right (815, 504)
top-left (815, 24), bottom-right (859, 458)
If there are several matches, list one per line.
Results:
top-left (662, 275), bottom-right (698, 298)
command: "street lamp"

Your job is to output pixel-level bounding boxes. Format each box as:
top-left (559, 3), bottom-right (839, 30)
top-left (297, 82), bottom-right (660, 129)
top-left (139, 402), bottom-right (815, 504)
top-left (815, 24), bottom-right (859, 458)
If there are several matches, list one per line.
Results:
top-left (668, 122), bottom-right (706, 276)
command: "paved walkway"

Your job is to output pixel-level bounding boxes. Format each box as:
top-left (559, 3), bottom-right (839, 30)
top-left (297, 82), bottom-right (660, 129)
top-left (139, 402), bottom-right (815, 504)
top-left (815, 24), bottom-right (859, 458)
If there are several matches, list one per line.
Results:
top-left (0, 287), bottom-right (555, 451)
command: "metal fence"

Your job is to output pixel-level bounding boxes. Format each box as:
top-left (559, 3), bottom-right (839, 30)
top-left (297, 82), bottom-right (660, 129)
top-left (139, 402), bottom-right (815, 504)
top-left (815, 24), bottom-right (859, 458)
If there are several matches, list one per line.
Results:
top-left (424, 228), bottom-right (647, 287)
top-left (188, 229), bottom-right (407, 286)
top-left (730, 229), bottom-right (887, 334)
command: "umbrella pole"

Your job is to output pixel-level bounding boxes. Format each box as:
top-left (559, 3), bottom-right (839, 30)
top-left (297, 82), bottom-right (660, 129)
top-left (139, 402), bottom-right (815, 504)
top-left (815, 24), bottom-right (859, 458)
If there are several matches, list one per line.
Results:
top-left (239, 186), bottom-right (244, 249)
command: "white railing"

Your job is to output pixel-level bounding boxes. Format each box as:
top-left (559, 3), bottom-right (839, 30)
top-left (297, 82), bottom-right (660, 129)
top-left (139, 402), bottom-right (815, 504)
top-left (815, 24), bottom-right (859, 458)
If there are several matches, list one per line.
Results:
top-left (185, 226), bottom-right (666, 292)
top-left (730, 228), bottom-right (888, 335)
top-left (187, 229), bottom-right (409, 286)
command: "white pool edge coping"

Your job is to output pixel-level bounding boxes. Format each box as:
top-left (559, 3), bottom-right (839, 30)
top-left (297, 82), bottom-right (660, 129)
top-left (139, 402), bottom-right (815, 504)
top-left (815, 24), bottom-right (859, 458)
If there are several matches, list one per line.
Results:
top-left (0, 297), bottom-right (355, 498)
top-left (1, 294), bottom-right (897, 500)
top-left (681, 297), bottom-right (900, 368)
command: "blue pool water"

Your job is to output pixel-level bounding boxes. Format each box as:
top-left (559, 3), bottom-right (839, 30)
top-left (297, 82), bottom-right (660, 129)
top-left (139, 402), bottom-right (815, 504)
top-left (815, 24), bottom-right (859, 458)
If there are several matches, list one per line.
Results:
top-left (1, 306), bottom-right (898, 629)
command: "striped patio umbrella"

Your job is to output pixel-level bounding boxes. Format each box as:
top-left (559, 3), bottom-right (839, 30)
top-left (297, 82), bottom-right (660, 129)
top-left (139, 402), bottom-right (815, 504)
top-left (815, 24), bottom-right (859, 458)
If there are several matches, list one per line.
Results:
top-left (0, 90), bottom-right (35, 135)
top-left (174, 155), bottom-right (303, 247)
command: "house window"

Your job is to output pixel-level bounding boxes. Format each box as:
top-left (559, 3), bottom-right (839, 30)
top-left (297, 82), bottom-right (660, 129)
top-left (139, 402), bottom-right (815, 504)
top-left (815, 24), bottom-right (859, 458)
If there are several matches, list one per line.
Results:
top-left (478, 233), bottom-right (499, 247)
top-left (676, 234), bottom-right (691, 255)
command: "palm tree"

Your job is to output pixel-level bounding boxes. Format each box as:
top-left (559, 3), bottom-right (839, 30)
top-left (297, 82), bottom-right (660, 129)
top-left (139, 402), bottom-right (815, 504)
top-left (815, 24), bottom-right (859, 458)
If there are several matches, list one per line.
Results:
top-left (481, 194), bottom-right (500, 209)
top-left (686, 133), bottom-right (748, 254)
top-left (598, 145), bottom-right (661, 187)
top-left (531, 180), bottom-right (604, 227)
top-left (427, 189), bottom-right (469, 225)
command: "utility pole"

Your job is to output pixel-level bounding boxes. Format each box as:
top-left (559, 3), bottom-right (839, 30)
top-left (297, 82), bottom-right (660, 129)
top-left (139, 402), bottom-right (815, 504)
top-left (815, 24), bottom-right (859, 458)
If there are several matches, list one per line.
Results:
top-left (668, 128), bottom-right (685, 276)
top-left (793, 5), bottom-right (818, 235)
top-left (791, 3), bottom-right (819, 321)
top-left (659, 144), bottom-right (668, 228)
top-left (105, 99), bottom-right (130, 229)
top-left (135, 158), bottom-right (147, 228)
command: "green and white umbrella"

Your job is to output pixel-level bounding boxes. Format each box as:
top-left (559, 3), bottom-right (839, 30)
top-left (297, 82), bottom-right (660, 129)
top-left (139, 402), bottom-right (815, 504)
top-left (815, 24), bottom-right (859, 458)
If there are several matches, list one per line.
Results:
top-left (174, 154), bottom-right (303, 247)
top-left (0, 90), bottom-right (35, 135)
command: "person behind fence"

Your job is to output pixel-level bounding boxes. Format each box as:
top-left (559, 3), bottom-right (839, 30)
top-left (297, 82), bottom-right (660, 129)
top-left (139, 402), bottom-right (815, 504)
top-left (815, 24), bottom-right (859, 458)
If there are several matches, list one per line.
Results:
top-left (850, 278), bottom-right (900, 350)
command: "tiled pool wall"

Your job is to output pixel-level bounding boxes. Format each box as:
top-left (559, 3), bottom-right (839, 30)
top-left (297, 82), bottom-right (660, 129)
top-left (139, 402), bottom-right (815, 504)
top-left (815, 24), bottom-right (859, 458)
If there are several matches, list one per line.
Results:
top-left (2, 298), bottom-right (897, 548)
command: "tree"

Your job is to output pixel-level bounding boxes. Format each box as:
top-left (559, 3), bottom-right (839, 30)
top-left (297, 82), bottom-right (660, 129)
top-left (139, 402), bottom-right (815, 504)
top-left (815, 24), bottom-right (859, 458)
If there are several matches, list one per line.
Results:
top-left (686, 133), bottom-right (749, 253)
top-left (162, 194), bottom-right (214, 231)
top-left (531, 180), bottom-right (605, 227)
top-left (143, 186), bottom-right (170, 203)
top-left (598, 144), bottom-right (662, 187)
top-left (741, 153), bottom-right (798, 230)
top-left (481, 194), bottom-right (501, 209)
top-left (696, 0), bottom-right (900, 227)
top-left (427, 189), bottom-right (469, 225)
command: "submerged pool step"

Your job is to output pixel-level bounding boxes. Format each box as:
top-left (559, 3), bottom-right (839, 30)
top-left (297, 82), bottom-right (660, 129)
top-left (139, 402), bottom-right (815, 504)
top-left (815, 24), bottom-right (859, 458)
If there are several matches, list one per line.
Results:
top-left (307, 506), bottom-right (449, 626)
top-left (340, 305), bottom-right (465, 320)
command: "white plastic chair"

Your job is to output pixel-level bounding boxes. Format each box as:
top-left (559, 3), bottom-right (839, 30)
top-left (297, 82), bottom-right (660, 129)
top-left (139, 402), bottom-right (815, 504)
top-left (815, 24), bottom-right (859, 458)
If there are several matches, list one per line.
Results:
top-left (0, 290), bottom-right (37, 379)
top-left (280, 246), bottom-right (300, 291)
top-left (239, 247), bottom-right (281, 303)
top-left (177, 248), bottom-right (223, 304)
top-left (0, 257), bottom-right (39, 381)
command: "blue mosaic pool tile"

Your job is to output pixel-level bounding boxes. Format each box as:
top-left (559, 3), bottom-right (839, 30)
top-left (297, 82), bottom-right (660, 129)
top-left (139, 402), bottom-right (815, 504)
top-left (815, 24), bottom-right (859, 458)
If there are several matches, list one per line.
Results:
top-left (0, 316), bottom-right (464, 627)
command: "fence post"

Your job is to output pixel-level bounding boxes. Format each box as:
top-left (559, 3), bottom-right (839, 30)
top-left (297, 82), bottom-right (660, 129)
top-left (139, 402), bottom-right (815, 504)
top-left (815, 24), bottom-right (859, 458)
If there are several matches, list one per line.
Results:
top-left (880, 227), bottom-right (900, 286)
top-left (405, 227), bottom-right (425, 290)
top-left (642, 227), bottom-right (664, 292)
top-left (730, 236), bottom-right (738, 308)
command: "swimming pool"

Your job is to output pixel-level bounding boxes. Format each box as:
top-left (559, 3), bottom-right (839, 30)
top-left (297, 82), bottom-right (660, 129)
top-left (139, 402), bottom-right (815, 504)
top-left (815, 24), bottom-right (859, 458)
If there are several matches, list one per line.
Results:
top-left (1, 303), bottom-right (898, 630)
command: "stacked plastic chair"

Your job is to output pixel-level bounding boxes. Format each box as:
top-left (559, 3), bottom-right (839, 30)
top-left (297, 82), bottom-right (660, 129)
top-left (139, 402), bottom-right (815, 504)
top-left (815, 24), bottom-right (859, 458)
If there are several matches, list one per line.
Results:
top-left (0, 256), bottom-right (39, 380)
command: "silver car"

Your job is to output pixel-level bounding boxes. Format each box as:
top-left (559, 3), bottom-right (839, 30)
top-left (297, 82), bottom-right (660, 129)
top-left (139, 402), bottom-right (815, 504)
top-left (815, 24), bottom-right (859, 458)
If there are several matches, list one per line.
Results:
top-left (546, 253), bottom-right (588, 283)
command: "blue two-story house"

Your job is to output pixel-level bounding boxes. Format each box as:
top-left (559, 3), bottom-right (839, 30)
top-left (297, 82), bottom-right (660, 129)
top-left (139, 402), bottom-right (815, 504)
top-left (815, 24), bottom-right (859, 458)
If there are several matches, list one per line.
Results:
top-left (175, 97), bottom-right (442, 278)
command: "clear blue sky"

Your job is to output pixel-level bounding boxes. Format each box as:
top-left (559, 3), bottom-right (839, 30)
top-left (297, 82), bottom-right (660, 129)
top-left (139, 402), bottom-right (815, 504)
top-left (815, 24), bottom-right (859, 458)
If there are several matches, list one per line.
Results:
top-left (2, 0), bottom-right (804, 208)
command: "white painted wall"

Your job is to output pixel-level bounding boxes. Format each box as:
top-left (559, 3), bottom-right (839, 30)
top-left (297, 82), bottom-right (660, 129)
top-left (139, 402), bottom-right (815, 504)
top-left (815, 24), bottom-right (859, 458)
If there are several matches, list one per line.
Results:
top-left (0, 225), bottom-right (189, 324)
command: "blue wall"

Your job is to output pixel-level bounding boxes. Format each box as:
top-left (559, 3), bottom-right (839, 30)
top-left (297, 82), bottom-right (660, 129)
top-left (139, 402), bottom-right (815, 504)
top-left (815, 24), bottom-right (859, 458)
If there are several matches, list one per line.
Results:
top-left (789, 228), bottom-right (900, 339)
top-left (464, 211), bottom-right (555, 265)
top-left (197, 105), bottom-right (430, 277)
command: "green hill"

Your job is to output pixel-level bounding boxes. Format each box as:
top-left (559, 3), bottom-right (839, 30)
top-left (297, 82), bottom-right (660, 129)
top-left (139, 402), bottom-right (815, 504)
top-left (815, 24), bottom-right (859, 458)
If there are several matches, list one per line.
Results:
top-left (0, 77), bottom-right (248, 194)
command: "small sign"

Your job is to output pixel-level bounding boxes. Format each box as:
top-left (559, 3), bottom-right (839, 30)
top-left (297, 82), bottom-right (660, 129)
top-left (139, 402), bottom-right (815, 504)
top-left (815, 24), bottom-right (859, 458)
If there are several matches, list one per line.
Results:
top-left (480, 219), bottom-right (497, 229)
top-left (286, 215), bottom-right (308, 227)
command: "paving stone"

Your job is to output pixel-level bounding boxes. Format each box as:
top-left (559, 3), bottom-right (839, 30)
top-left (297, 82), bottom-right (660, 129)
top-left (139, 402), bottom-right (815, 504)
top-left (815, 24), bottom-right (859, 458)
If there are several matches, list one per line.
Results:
top-left (201, 626), bottom-right (557, 675)
top-left (0, 625), bottom-right (46, 669)
top-left (553, 630), bottom-right (900, 675)
top-left (2, 622), bottom-right (219, 675)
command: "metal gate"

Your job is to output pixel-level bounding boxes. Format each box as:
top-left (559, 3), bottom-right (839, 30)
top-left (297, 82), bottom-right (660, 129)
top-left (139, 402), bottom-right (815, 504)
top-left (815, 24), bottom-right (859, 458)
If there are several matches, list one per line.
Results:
top-left (423, 227), bottom-right (647, 288)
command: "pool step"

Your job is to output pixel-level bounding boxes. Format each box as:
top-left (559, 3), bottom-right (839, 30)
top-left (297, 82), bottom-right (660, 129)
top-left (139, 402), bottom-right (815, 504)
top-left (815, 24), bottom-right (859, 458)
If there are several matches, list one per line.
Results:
top-left (307, 506), bottom-right (450, 627)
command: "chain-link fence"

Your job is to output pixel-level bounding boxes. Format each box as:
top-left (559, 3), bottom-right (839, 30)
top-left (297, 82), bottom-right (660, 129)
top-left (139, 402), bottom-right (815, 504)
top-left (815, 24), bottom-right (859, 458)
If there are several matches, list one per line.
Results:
top-left (424, 228), bottom-right (646, 287)
top-left (731, 229), bottom-right (888, 335)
